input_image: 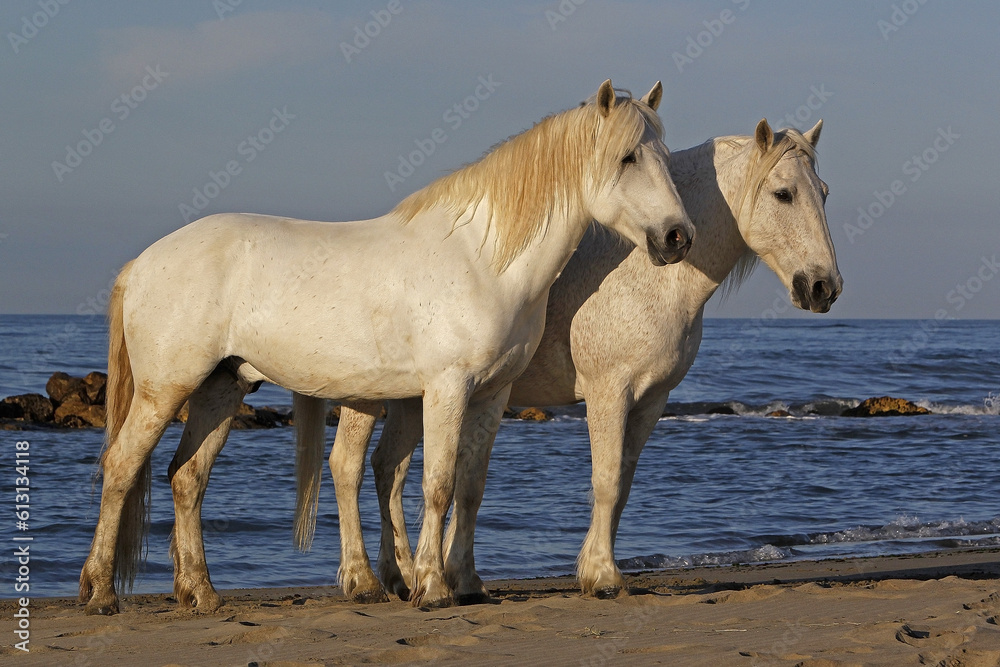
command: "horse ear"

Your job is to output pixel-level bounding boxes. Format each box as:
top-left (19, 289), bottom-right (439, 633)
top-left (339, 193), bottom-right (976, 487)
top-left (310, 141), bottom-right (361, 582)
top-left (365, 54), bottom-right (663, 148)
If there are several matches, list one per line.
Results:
top-left (640, 81), bottom-right (663, 111)
top-left (754, 118), bottom-right (774, 153)
top-left (803, 119), bottom-right (823, 148)
top-left (596, 79), bottom-right (615, 117)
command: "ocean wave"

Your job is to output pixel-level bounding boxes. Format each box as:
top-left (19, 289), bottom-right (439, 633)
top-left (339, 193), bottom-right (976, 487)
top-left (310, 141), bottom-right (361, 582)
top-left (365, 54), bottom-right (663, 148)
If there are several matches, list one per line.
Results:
top-left (618, 544), bottom-right (790, 571)
top-left (808, 515), bottom-right (1000, 545)
top-left (651, 397), bottom-right (1000, 419)
top-left (919, 394), bottom-right (1000, 416)
top-left (617, 516), bottom-right (1000, 574)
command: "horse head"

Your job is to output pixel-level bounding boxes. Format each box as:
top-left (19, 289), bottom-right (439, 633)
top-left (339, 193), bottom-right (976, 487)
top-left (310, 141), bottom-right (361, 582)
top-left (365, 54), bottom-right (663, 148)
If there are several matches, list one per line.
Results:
top-left (737, 118), bottom-right (842, 313)
top-left (588, 80), bottom-right (694, 266)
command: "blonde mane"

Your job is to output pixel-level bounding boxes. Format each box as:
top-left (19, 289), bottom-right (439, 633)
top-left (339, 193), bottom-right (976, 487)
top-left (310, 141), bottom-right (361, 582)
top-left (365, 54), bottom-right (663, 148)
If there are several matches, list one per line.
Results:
top-left (392, 91), bottom-right (663, 272)
top-left (718, 128), bottom-right (818, 299)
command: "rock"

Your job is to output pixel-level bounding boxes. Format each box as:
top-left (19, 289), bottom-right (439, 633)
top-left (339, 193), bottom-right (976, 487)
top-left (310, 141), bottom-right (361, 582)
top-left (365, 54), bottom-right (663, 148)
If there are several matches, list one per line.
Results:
top-left (505, 407), bottom-right (553, 421)
top-left (0, 393), bottom-right (54, 422)
top-left (46, 371), bottom-right (87, 405)
top-left (842, 396), bottom-right (931, 417)
top-left (177, 401), bottom-right (287, 429)
top-left (766, 409), bottom-right (792, 418)
top-left (252, 407), bottom-right (287, 428)
top-left (233, 404), bottom-right (286, 429)
top-left (708, 405), bottom-right (737, 415)
top-left (82, 371), bottom-right (107, 405)
top-left (54, 396), bottom-right (107, 428)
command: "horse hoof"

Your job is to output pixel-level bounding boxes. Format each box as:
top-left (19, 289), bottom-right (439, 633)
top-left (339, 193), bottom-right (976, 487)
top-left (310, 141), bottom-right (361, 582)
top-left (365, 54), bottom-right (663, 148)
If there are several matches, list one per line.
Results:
top-left (352, 589), bottom-right (390, 605)
top-left (594, 586), bottom-right (621, 600)
top-left (192, 593), bottom-right (225, 612)
top-left (456, 592), bottom-right (492, 606)
top-left (417, 596), bottom-right (454, 609)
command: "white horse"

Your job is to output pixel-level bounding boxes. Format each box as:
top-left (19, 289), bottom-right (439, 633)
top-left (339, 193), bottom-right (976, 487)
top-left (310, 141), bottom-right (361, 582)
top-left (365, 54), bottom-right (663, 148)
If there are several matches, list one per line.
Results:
top-left (330, 118), bottom-right (841, 604)
top-left (79, 80), bottom-right (694, 614)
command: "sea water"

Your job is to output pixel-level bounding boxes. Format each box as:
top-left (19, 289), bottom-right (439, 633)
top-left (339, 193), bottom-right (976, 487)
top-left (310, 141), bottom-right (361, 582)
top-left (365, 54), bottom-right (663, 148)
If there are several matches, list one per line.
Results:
top-left (1, 316), bottom-right (997, 597)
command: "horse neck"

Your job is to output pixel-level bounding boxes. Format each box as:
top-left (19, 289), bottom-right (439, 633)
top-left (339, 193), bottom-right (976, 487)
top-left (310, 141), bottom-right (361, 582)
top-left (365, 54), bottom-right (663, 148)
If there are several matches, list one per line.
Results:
top-left (499, 202), bottom-right (593, 301)
top-left (669, 138), bottom-right (755, 304)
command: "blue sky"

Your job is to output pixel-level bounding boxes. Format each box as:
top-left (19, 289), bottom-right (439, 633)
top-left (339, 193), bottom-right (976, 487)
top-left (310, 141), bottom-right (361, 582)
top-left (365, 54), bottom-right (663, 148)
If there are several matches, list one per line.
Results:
top-left (1, 1), bottom-right (997, 318)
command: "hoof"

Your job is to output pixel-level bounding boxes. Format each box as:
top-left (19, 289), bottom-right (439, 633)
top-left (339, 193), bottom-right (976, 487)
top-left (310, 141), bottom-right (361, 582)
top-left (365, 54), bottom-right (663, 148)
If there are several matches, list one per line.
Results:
top-left (594, 586), bottom-right (622, 600)
top-left (177, 580), bottom-right (224, 612)
top-left (352, 588), bottom-right (390, 605)
top-left (415, 594), bottom-right (454, 609)
top-left (192, 592), bottom-right (225, 612)
top-left (456, 591), bottom-right (492, 606)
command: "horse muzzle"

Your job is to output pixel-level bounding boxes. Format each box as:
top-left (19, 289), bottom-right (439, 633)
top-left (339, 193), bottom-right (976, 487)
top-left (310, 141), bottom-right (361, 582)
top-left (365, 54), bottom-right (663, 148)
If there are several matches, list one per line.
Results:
top-left (647, 224), bottom-right (693, 266)
top-left (791, 270), bottom-right (843, 313)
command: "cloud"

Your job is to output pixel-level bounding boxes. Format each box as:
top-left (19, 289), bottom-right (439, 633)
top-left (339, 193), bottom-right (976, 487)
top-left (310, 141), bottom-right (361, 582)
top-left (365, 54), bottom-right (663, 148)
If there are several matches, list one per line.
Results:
top-left (99, 10), bottom-right (341, 86)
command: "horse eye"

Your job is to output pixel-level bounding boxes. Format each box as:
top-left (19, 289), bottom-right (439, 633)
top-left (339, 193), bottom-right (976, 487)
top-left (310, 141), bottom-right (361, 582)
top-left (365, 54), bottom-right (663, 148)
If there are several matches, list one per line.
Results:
top-left (622, 151), bottom-right (637, 165)
top-left (774, 188), bottom-right (793, 202)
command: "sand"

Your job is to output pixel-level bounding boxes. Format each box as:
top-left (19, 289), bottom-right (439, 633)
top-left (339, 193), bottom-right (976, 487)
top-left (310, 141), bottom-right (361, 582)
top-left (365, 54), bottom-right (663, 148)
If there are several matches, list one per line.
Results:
top-left (4, 548), bottom-right (1000, 666)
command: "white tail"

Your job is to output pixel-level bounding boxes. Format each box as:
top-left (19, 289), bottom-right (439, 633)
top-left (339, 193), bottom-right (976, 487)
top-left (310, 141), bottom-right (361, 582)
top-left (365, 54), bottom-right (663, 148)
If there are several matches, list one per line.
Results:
top-left (293, 392), bottom-right (327, 550)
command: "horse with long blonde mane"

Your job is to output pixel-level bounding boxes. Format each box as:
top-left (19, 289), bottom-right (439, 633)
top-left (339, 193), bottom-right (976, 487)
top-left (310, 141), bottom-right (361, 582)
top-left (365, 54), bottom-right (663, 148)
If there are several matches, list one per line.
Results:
top-left (79, 80), bottom-right (693, 614)
top-left (325, 118), bottom-right (841, 604)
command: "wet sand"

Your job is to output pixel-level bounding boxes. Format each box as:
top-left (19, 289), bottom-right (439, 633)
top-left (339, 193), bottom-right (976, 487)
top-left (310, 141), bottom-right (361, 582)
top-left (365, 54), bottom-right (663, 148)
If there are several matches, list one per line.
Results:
top-left (4, 548), bottom-right (1000, 666)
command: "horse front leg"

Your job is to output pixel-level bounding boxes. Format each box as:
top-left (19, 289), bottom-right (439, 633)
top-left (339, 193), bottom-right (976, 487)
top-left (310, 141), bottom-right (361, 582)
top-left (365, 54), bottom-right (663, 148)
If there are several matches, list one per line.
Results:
top-left (330, 400), bottom-right (386, 603)
top-left (409, 379), bottom-right (472, 608)
top-left (611, 390), bottom-right (670, 545)
top-left (577, 386), bottom-right (631, 598)
top-left (167, 369), bottom-right (248, 611)
top-left (372, 397), bottom-right (423, 600)
top-left (443, 385), bottom-right (509, 605)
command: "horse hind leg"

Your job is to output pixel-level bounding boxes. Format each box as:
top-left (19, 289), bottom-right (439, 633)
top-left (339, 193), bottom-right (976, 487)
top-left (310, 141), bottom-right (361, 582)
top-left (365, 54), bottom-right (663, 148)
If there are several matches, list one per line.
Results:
top-left (330, 400), bottom-right (386, 604)
top-left (167, 368), bottom-right (249, 611)
top-left (372, 397), bottom-right (422, 600)
top-left (80, 391), bottom-right (182, 615)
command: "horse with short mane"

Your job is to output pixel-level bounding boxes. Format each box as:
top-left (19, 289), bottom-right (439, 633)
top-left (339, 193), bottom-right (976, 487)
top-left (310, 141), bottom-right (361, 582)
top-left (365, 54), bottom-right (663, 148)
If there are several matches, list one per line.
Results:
top-left (326, 118), bottom-right (840, 604)
top-left (79, 80), bottom-right (693, 614)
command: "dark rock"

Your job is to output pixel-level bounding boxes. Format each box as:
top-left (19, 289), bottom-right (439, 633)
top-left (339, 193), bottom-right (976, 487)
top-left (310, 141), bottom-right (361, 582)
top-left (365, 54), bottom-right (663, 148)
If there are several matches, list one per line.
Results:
top-left (766, 410), bottom-right (792, 418)
top-left (505, 407), bottom-right (554, 421)
top-left (841, 396), bottom-right (931, 417)
top-left (1, 393), bottom-right (55, 422)
top-left (708, 405), bottom-right (737, 415)
top-left (82, 371), bottom-right (108, 405)
top-left (54, 396), bottom-right (107, 428)
top-left (46, 371), bottom-right (87, 405)
top-left (246, 406), bottom-right (286, 428)
top-left (177, 401), bottom-right (288, 429)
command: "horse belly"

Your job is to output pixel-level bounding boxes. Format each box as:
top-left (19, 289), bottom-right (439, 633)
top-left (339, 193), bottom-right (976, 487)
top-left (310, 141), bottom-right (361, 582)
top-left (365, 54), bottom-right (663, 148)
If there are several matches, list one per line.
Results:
top-left (234, 307), bottom-right (424, 400)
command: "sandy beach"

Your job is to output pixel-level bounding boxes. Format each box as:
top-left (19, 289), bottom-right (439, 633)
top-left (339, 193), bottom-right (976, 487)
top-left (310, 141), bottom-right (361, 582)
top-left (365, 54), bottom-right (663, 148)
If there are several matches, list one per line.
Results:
top-left (4, 548), bottom-right (999, 666)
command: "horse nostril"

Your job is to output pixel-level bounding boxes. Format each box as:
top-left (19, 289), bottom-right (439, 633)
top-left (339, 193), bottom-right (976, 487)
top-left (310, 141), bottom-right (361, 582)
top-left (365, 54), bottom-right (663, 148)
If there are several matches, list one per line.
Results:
top-left (812, 280), bottom-right (830, 301)
top-left (666, 228), bottom-right (685, 249)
